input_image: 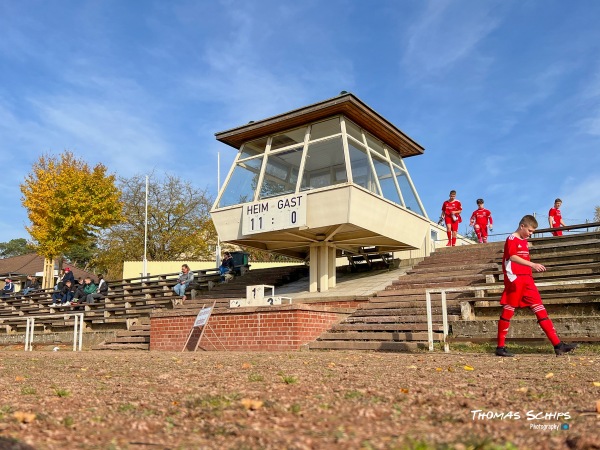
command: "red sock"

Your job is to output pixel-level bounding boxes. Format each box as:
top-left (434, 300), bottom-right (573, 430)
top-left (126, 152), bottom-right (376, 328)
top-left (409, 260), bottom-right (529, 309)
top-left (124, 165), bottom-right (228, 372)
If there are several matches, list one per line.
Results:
top-left (452, 236), bottom-right (457, 246)
top-left (531, 305), bottom-right (560, 346)
top-left (475, 226), bottom-right (482, 241)
top-left (497, 305), bottom-right (514, 347)
top-left (447, 231), bottom-right (452, 242)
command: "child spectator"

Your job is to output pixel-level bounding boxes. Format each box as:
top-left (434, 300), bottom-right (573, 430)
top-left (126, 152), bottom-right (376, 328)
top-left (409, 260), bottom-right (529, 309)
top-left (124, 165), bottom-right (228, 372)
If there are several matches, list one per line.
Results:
top-left (71, 278), bottom-right (86, 303)
top-left (469, 199), bottom-right (493, 243)
top-left (548, 198), bottom-right (566, 236)
top-left (441, 190), bottom-right (462, 246)
top-left (219, 252), bottom-right (235, 282)
top-left (496, 215), bottom-right (577, 357)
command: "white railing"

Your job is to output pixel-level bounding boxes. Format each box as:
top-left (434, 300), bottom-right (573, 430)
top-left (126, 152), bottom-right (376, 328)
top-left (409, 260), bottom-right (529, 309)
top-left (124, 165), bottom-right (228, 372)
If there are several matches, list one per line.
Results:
top-left (14, 313), bottom-right (84, 351)
top-left (425, 278), bottom-right (600, 353)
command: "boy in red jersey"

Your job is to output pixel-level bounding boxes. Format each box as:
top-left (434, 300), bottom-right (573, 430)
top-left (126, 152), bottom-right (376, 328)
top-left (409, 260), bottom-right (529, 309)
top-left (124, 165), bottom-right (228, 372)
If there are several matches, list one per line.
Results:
top-left (496, 215), bottom-right (577, 357)
top-left (548, 198), bottom-right (566, 236)
top-left (441, 190), bottom-right (462, 246)
top-left (469, 198), bottom-right (493, 243)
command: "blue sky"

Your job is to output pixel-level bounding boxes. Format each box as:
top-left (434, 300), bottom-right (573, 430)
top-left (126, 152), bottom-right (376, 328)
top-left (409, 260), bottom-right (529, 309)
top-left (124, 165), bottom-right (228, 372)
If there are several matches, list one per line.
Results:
top-left (1, 0), bottom-right (599, 245)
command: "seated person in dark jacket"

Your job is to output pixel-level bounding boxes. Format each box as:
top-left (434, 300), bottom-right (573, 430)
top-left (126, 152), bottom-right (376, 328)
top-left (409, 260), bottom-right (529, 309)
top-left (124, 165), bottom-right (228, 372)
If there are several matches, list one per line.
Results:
top-left (2, 278), bottom-right (15, 297)
top-left (22, 275), bottom-right (41, 296)
top-left (219, 252), bottom-right (235, 282)
top-left (71, 278), bottom-right (86, 303)
top-left (50, 280), bottom-right (75, 306)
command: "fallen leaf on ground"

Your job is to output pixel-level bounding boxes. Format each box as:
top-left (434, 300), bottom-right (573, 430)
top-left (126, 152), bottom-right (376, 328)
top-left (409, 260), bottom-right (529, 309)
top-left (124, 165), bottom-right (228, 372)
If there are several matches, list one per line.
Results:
top-left (241, 362), bottom-right (252, 369)
top-left (463, 365), bottom-right (474, 371)
top-left (13, 411), bottom-right (36, 423)
top-left (545, 373), bottom-right (554, 379)
top-left (241, 398), bottom-right (263, 410)
top-left (592, 382), bottom-right (600, 387)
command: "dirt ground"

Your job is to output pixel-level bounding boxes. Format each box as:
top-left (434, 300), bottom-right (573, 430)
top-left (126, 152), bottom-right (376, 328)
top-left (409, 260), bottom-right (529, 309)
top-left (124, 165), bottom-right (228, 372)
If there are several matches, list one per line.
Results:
top-left (0, 347), bottom-right (599, 450)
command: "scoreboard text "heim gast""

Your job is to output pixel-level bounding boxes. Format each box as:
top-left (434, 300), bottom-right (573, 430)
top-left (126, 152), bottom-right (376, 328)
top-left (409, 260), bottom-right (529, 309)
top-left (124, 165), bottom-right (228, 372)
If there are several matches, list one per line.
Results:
top-left (242, 194), bottom-right (307, 235)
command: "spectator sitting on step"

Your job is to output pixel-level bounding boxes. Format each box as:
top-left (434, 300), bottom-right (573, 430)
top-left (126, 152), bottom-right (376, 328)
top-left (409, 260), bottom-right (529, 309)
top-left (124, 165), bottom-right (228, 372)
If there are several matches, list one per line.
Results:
top-left (86, 274), bottom-right (108, 303)
top-left (219, 252), bottom-right (235, 282)
top-left (21, 275), bottom-right (41, 296)
top-left (81, 277), bottom-right (97, 304)
top-left (2, 278), bottom-right (14, 297)
top-left (62, 267), bottom-right (75, 284)
top-left (71, 277), bottom-right (86, 303)
top-left (173, 264), bottom-right (194, 302)
top-left (50, 280), bottom-right (75, 306)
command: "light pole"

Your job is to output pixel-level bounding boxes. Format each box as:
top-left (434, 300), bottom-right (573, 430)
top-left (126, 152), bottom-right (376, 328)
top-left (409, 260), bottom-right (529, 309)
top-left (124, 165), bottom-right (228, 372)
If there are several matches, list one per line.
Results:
top-left (143, 175), bottom-right (149, 278)
top-left (216, 152), bottom-right (221, 268)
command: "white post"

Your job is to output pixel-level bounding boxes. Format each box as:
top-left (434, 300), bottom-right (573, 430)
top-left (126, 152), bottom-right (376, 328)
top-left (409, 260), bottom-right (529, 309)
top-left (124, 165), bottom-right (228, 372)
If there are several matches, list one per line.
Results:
top-left (426, 290), bottom-right (433, 351)
top-left (143, 175), bottom-right (149, 278)
top-left (441, 290), bottom-right (449, 353)
top-left (24, 318), bottom-right (30, 351)
top-left (29, 318), bottom-right (35, 351)
top-left (319, 244), bottom-right (328, 292)
top-left (309, 244), bottom-right (318, 293)
top-left (78, 313), bottom-right (83, 351)
top-left (72, 315), bottom-right (78, 352)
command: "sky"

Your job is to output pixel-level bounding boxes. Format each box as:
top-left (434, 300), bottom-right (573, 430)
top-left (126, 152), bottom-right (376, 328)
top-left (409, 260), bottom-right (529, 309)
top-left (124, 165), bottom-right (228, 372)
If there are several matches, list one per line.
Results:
top-left (1, 0), bottom-right (599, 245)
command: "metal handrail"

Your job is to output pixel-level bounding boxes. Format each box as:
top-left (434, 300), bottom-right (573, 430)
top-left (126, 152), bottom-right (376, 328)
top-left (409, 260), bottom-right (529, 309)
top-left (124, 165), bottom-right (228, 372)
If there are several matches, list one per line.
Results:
top-left (425, 277), bottom-right (600, 352)
top-left (7, 313), bottom-right (85, 351)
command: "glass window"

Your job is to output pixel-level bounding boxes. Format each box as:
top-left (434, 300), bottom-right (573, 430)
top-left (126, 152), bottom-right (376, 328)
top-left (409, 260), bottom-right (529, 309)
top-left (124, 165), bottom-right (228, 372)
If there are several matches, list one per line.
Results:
top-left (300, 137), bottom-right (347, 191)
top-left (270, 127), bottom-right (306, 151)
top-left (348, 141), bottom-right (379, 195)
top-left (366, 133), bottom-right (386, 157)
top-left (218, 157), bottom-right (263, 207)
top-left (310, 118), bottom-right (340, 141)
top-left (372, 155), bottom-right (401, 204)
top-left (395, 168), bottom-right (425, 215)
top-left (344, 119), bottom-right (363, 143)
top-left (240, 137), bottom-right (268, 159)
top-left (259, 146), bottom-right (303, 199)
top-left (388, 148), bottom-right (403, 167)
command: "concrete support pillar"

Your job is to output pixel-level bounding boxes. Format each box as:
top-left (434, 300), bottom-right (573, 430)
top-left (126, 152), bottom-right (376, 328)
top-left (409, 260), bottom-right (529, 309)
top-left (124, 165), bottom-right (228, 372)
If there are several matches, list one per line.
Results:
top-left (318, 243), bottom-right (328, 292)
top-left (328, 244), bottom-right (336, 288)
top-left (309, 244), bottom-right (318, 293)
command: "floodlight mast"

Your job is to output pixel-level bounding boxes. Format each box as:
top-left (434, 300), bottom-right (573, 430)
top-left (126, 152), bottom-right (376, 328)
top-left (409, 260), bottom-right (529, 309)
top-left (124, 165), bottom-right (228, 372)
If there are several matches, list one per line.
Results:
top-left (143, 175), bottom-right (149, 278)
top-left (216, 152), bottom-right (222, 268)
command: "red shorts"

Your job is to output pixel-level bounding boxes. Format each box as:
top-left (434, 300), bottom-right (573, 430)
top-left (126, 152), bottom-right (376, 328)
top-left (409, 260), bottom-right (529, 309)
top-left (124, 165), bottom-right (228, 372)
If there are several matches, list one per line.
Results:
top-left (551, 229), bottom-right (563, 237)
top-left (445, 220), bottom-right (459, 232)
top-left (500, 275), bottom-right (542, 308)
top-left (474, 222), bottom-right (489, 238)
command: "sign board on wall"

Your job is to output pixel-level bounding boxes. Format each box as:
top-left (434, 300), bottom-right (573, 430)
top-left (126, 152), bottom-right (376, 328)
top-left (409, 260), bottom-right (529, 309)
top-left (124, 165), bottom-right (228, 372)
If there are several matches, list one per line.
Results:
top-left (193, 307), bottom-right (213, 328)
top-left (242, 193), bottom-right (307, 235)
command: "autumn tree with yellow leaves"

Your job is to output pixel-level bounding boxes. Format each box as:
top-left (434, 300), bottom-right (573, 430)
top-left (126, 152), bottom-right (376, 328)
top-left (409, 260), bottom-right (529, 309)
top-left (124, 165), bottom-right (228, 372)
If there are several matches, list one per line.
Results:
top-left (20, 152), bottom-right (123, 287)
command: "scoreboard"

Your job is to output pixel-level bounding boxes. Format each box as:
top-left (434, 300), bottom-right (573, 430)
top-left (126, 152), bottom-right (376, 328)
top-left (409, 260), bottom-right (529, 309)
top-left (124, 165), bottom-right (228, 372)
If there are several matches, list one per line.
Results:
top-left (242, 193), bottom-right (307, 235)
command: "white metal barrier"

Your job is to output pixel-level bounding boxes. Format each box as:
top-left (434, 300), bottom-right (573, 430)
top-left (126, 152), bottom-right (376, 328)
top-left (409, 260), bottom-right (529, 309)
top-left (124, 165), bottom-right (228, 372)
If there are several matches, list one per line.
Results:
top-left (16, 313), bottom-right (84, 351)
top-left (426, 278), bottom-right (600, 352)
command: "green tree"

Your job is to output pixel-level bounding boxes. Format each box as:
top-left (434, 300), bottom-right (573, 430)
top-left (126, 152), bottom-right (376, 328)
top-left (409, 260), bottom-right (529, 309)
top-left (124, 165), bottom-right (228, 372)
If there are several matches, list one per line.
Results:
top-left (0, 238), bottom-right (32, 258)
top-left (94, 173), bottom-right (217, 279)
top-left (20, 152), bottom-right (123, 287)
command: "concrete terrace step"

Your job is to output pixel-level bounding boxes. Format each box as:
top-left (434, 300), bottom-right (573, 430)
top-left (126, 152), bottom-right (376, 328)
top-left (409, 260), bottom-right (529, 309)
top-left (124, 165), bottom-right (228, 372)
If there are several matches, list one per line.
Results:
top-left (308, 341), bottom-right (421, 351)
top-left (316, 331), bottom-right (436, 341)
top-left (330, 323), bottom-right (441, 332)
top-left (93, 343), bottom-right (150, 351)
top-left (407, 263), bottom-right (499, 275)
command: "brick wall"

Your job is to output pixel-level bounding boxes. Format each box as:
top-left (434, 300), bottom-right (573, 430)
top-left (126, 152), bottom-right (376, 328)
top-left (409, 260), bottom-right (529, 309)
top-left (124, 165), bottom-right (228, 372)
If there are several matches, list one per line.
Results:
top-left (150, 305), bottom-right (349, 352)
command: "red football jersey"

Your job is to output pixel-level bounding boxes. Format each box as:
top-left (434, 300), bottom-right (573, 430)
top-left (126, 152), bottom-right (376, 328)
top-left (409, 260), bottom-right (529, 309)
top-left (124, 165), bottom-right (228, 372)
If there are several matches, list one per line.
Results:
top-left (503, 234), bottom-right (532, 281)
top-left (549, 207), bottom-right (562, 227)
top-left (470, 208), bottom-right (493, 226)
top-left (442, 200), bottom-right (462, 222)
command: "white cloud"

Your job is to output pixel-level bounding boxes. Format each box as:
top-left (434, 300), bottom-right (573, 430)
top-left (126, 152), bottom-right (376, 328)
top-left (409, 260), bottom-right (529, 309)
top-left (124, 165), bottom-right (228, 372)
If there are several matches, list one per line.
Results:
top-left (402, 0), bottom-right (503, 78)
